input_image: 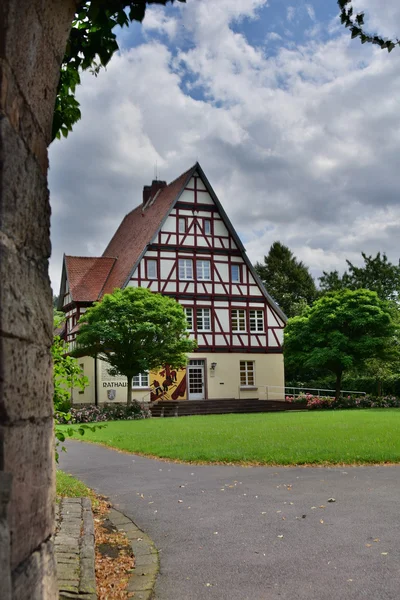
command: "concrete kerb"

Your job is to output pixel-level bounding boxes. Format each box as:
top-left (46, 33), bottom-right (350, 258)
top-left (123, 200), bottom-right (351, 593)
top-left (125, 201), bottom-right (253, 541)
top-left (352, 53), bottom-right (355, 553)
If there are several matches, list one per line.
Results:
top-left (108, 508), bottom-right (159, 599)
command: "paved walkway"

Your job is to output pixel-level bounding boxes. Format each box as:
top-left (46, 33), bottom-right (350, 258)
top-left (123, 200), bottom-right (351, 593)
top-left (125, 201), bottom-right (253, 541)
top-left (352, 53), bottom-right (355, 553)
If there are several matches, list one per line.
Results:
top-left (60, 441), bottom-right (400, 600)
top-left (55, 497), bottom-right (96, 599)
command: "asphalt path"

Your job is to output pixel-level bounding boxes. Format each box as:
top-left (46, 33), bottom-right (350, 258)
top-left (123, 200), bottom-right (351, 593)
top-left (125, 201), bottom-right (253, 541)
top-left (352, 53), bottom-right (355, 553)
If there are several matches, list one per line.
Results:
top-left (60, 441), bottom-right (400, 600)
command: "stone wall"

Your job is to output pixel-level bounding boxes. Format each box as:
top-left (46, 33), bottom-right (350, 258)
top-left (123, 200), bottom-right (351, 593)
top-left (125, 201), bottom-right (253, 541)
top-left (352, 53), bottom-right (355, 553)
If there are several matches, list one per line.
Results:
top-left (0, 1), bottom-right (76, 597)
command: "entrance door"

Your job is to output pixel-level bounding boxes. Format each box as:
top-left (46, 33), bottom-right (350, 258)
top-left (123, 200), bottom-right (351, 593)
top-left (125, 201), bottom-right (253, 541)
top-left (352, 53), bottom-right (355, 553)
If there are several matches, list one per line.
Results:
top-left (187, 360), bottom-right (205, 400)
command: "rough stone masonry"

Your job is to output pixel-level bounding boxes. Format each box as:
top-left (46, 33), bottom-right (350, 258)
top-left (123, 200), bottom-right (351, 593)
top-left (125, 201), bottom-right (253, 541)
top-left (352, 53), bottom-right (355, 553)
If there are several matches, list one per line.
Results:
top-left (0, 1), bottom-right (77, 597)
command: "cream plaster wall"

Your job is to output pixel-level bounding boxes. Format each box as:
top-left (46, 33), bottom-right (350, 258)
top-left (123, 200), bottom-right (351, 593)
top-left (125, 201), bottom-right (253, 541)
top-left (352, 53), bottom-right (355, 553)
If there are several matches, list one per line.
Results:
top-left (71, 353), bottom-right (285, 405)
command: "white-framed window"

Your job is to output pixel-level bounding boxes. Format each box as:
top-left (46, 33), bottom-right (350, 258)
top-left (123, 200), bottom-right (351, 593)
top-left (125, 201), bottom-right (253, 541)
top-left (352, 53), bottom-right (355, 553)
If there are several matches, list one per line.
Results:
top-left (249, 309), bottom-right (264, 332)
top-left (179, 217), bottom-right (186, 233)
top-left (197, 260), bottom-right (211, 280)
top-left (231, 309), bottom-right (246, 332)
top-left (133, 372), bottom-right (150, 388)
top-left (147, 259), bottom-right (157, 279)
top-left (179, 258), bottom-right (193, 280)
top-left (204, 219), bottom-right (211, 235)
top-left (240, 361), bottom-right (255, 386)
top-left (184, 307), bottom-right (193, 330)
top-left (197, 308), bottom-right (211, 331)
top-left (231, 264), bottom-right (241, 283)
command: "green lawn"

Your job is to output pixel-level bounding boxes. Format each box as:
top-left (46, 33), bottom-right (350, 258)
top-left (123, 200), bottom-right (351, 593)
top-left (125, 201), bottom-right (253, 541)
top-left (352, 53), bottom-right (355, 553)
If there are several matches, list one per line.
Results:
top-left (56, 470), bottom-right (95, 498)
top-left (62, 409), bottom-right (400, 465)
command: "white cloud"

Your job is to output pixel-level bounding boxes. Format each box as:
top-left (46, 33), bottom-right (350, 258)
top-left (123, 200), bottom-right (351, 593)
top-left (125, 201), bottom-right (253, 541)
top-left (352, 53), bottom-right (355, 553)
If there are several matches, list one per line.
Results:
top-left (142, 6), bottom-right (178, 40)
top-left (287, 6), bottom-right (296, 22)
top-left (49, 0), bottom-right (400, 293)
top-left (305, 4), bottom-right (316, 22)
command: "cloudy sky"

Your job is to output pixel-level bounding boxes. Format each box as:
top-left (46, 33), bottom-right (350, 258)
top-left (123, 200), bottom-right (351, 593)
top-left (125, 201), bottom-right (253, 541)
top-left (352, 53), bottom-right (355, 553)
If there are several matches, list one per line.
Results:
top-left (49, 0), bottom-right (400, 294)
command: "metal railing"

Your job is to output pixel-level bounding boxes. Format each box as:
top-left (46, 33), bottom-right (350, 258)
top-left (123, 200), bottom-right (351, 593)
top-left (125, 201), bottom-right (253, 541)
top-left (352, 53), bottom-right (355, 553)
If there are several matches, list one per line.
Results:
top-left (238, 385), bottom-right (366, 400)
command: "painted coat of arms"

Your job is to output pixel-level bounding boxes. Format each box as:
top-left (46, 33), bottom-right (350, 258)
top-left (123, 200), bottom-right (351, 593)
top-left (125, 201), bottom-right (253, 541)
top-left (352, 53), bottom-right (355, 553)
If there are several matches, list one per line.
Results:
top-left (107, 389), bottom-right (117, 401)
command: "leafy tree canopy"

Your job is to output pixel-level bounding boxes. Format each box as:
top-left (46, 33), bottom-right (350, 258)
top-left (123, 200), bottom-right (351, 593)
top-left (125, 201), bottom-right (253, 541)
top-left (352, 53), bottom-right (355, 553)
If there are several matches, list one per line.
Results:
top-left (53, 336), bottom-right (88, 412)
top-left (319, 252), bottom-right (400, 303)
top-left (75, 287), bottom-right (196, 404)
top-left (338, 1), bottom-right (399, 52)
top-left (284, 289), bottom-right (396, 400)
top-left (255, 242), bottom-right (318, 318)
top-left (54, 0), bottom-right (185, 141)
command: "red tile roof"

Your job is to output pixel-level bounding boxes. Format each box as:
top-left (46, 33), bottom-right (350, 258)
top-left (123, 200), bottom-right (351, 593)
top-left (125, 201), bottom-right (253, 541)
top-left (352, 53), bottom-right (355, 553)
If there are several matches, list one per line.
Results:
top-left (101, 165), bottom-right (195, 294)
top-left (64, 165), bottom-right (195, 302)
top-left (65, 256), bottom-right (117, 302)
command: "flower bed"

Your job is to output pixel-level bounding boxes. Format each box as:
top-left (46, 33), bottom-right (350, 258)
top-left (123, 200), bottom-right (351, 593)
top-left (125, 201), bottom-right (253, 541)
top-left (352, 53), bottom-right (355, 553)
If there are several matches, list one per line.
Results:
top-left (56, 402), bottom-right (151, 424)
top-left (285, 393), bottom-right (400, 410)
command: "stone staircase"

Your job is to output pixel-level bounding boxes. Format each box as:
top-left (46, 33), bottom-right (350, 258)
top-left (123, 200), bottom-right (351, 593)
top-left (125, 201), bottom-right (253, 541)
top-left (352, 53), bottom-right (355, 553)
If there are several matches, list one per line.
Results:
top-left (149, 398), bottom-right (307, 417)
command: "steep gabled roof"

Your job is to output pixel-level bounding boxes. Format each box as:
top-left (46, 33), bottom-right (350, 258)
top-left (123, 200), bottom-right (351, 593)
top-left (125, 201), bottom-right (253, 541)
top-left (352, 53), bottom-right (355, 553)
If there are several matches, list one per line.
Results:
top-left (64, 256), bottom-right (117, 303)
top-left (58, 162), bottom-right (287, 322)
top-left (101, 165), bottom-right (195, 294)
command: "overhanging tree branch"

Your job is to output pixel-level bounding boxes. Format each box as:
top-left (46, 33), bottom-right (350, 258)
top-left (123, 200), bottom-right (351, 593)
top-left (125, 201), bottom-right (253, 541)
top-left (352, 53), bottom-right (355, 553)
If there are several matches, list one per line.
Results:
top-left (338, 0), bottom-right (400, 52)
top-left (53, 0), bottom-right (186, 141)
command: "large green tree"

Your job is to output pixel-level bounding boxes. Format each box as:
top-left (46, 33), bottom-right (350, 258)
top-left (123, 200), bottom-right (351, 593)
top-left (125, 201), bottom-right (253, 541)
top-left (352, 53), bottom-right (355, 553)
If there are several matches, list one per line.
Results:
top-left (319, 252), bottom-right (400, 303)
top-left (75, 287), bottom-right (196, 404)
top-left (284, 289), bottom-right (396, 400)
top-left (255, 242), bottom-right (318, 318)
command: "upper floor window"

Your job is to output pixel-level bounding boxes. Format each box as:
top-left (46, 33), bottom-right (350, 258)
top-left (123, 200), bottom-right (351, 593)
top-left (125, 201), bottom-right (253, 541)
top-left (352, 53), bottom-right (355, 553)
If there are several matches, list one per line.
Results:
top-left (184, 307), bottom-right (194, 331)
top-left (231, 264), bottom-right (241, 283)
top-left (179, 258), bottom-right (193, 280)
top-left (240, 361), bottom-right (255, 386)
top-left (249, 310), bottom-right (264, 332)
top-left (179, 217), bottom-right (186, 233)
top-left (133, 372), bottom-right (150, 388)
top-left (204, 219), bottom-right (211, 235)
top-left (196, 260), bottom-right (211, 280)
top-left (231, 309), bottom-right (246, 332)
top-left (147, 259), bottom-right (157, 279)
top-left (197, 308), bottom-right (211, 331)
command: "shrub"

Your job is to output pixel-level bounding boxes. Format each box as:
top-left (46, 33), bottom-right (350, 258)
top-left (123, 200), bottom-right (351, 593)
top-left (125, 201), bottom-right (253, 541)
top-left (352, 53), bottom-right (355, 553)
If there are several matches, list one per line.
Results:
top-left (55, 402), bottom-right (151, 424)
top-left (285, 393), bottom-right (400, 410)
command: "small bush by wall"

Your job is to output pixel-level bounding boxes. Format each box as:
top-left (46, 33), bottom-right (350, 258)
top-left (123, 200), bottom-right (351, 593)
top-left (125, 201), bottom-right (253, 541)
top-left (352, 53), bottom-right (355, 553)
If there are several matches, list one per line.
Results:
top-left (286, 394), bottom-right (400, 410)
top-left (55, 402), bottom-right (151, 424)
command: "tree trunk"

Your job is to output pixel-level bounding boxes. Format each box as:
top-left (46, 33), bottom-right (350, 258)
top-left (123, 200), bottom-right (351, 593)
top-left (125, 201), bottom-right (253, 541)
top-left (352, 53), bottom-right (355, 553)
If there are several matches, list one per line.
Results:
top-left (335, 371), bottom-right (343, 401)
top-left (377, 379), bottom-right (382, 397)
top-left (127, 375), bottom-right (133, 406)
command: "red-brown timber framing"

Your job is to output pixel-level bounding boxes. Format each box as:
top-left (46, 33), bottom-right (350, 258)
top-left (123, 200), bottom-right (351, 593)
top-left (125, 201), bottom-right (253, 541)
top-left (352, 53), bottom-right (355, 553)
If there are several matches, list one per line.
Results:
top-left (58, 162), bottom-right (287, 356)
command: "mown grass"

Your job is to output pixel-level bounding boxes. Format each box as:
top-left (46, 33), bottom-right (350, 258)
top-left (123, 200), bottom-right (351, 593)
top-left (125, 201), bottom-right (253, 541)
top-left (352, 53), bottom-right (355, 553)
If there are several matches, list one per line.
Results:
top-left (56, 469), bottom-right (96, 500)
top-left (61, 409), bottom-right (400, 465)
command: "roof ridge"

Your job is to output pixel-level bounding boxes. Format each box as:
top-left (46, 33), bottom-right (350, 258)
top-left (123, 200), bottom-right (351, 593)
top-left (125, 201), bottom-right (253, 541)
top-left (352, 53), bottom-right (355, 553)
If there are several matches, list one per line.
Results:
top-left (65, 255), bottom-right (116, 260)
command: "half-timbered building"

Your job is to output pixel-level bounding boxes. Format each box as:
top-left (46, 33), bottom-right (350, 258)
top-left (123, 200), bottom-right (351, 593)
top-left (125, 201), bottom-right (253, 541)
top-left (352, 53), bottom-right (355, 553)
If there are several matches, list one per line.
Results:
top-left (58, 163), bottom-right (286, 405)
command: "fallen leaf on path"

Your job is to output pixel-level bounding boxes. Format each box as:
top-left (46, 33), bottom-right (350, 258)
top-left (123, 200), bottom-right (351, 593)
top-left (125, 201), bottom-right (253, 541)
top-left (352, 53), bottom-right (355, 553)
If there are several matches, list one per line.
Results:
top-left (381, 552), bottom-right (388, 556)
top-left (328, 498), bottom-right (336, 503)
top-left (320, 519), bottom-right (324, 524)
top-left (365, 544), bottom-right (372, 547)
top-left (277, 535), bottom-right (284, 539)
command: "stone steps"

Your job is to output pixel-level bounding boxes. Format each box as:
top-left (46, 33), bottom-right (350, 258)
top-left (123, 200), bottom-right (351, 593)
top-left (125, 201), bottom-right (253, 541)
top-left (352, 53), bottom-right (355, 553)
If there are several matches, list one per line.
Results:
top-left (149, 399), bottom-right (307, 417)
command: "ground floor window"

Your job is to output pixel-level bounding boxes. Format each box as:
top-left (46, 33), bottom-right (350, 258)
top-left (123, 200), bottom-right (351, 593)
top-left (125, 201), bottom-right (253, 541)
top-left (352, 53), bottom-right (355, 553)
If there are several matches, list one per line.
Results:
top-left (240, 361), bottom-right (255, 386)
top-left (133, 372), bottom-right (150, 387)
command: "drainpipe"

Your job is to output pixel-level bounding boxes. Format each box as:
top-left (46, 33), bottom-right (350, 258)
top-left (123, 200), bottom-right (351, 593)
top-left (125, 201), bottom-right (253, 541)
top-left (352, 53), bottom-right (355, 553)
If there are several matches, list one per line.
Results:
top-left (94, 355), bottom-right (98, 407)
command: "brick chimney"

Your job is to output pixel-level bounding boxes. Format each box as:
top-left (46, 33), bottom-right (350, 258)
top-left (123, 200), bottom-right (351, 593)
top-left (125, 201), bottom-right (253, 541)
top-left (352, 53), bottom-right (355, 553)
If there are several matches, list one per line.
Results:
top-left (143, 185), bottom-right (151, 205)
top-left (142, 180), bottom-right (167, 206)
